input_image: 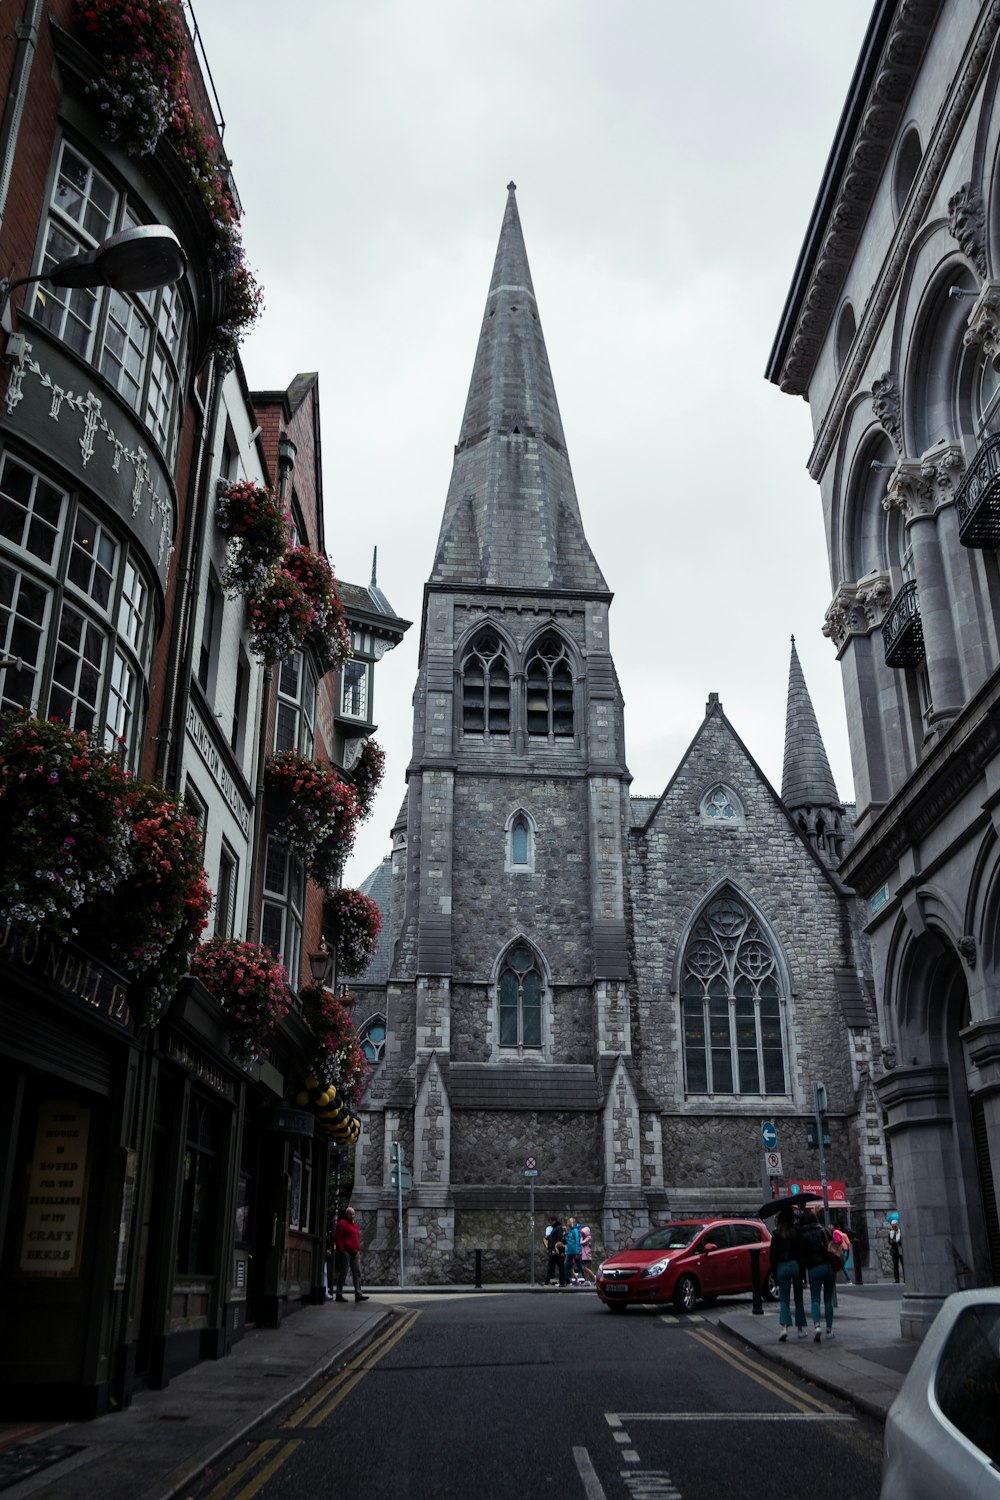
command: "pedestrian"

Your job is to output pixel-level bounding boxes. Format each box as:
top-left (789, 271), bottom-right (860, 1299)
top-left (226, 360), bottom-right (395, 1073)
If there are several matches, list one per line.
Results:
top-left (579, 1224), bottom-right (595, 1283)
top-left (832, 1224), bottom-right (853, 1285)
top-left (544, 1218), bottom-right (563, 1285)
top-left (887, 1214), bottom-right (903, 1283)
top-left (768, 1205), bottom-right (807, 1340)
top-left (334, 1206), bottom-right (369, 1303)
top-left (800, 1205), bottom-right (836, 1341)
top-left (563, 1218), bottom-right (583, 1286)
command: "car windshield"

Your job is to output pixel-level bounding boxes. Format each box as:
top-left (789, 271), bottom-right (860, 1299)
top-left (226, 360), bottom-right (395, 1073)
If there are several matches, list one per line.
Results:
top-left (631, 1224), bottom-right (701, 1252)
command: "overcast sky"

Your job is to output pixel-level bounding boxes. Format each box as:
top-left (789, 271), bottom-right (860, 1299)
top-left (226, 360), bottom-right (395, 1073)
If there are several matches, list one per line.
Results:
top-left (194, 1), bottom-right (876, 887)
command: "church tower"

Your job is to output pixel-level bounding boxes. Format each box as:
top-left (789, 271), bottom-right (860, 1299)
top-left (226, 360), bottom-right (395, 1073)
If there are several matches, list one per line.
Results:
top-left (357, 185), bottom-right (634, 1280)
top-left (781, 635), bottom-right (848, 865)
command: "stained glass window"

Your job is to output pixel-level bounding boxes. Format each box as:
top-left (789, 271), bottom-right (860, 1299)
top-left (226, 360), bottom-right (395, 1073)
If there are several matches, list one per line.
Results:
top-left (498, 943), bottom-right (543, 1049)
top-left (681, 891), bottom-right (786, 1095)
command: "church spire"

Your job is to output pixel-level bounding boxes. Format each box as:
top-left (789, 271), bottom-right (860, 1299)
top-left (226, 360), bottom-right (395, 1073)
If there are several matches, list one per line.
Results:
top-left (429, 184), bottom-right (608, 593)
top-left (782, 636), bottom-right (845, 863)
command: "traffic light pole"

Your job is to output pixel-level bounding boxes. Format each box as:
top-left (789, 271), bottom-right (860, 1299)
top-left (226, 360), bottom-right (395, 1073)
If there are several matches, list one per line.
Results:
top-left (392, 1141), bottom-right (405, 1287)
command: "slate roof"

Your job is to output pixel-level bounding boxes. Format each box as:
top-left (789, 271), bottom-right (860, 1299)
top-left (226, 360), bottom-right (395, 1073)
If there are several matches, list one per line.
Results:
top-left (782, 635), bottom-right (841, 810)
top-left (351, 858), bottom-right (393, 986)
top-left (429, 184), bottom-right (608, 596)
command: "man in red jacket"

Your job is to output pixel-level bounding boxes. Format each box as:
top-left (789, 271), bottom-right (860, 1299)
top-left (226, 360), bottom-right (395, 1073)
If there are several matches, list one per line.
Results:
top-left (334, 1206), bottom-right (369, 1302)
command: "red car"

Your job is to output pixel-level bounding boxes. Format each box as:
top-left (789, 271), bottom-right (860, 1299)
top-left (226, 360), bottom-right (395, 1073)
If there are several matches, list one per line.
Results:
top-left (596, 1217), bottom-right (774, 1312)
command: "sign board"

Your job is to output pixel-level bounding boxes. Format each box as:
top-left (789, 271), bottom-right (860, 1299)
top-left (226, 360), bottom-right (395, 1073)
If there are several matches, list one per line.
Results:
top-left (760, 1121), bottom-right (778, 1150)
top-left (390, 1168), bottom-right (413, 1192)
top-left (789, 1179), bottom-right (848, 1203)
top-left (525, 1155), bottom-right (537, 1170)
top-left (870, 883), bottom-right (890, 915)
top-left (764, 1150), bottom-right (782, 1174)
top-left (523, 1168), bottom-right (539, 1178)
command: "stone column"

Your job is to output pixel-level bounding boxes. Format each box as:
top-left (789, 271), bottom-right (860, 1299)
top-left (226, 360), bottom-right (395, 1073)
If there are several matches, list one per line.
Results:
top-left (883, 449), bottom-right (966, 727)
top-left (876, 1063), bottom-right (970, 1339)
top-left (823, 574), bottom-right (893, 824)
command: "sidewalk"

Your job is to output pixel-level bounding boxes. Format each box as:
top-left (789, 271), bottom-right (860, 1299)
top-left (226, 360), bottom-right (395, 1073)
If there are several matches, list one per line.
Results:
top-left (0, 1281), bottom-right (914, 1497)
top-left (717, 1281), bottom-right (916, 1421)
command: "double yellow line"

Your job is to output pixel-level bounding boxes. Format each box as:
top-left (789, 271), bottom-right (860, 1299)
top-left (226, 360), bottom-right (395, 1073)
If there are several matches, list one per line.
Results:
top-left (201, 1310), bottom-right (422, 1500)
top-left (685, 1325), bottom-right (839, 1415)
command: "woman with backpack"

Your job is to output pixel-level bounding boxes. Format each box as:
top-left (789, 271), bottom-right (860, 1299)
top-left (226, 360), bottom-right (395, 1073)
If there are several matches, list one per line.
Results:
top-left (768, 1204), bottom-right (807, 1340)
top-left (800, 1205), bottom-right (836, 1342)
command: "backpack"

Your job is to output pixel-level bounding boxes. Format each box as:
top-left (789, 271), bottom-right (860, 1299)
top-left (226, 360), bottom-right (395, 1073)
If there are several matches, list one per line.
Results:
top-left (827, 1236), bottom-right (846, 1271)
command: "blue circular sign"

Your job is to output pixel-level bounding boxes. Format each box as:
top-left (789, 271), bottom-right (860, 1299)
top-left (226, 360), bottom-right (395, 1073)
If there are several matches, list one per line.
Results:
top-left (761, 1121), bottom-right (778, 1149)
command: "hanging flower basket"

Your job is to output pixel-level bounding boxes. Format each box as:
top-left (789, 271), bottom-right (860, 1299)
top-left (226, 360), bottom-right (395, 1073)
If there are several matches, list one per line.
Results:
top-left (216, 480), bottom-right (289, 597)
top-left (76, 0), bottom-right (263, 364)
top-left (282, 547), bottom-right (352, 670)
top-left (299, 982), bottom-right (371, 1105)
top-left (0, 712), bottom-right (132, 936)
top-left (191, 938), bottom-right (292, 1067)
top-left (306, 778), bottom-right (360, 892)
top-left (265, 753), bottom-right (359, 864)
top-left (102, 782), bottom-right (212, 1025)
top-left (248, 570), bottom-right (314, 665)
top-left (352, 738), bottom-right (385, 822)
top-left (325, 887), bottom-right (382, 977)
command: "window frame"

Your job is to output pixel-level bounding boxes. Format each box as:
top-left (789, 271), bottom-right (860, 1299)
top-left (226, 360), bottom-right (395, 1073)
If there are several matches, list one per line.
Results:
top-left (495, 942), bottom-right (546, 1055)
top-left (29, 138), bottom-right (188, 461)
top-left (461, 629), bottom-right (511, 738)
top-left (680, 892), bottom-right (788, 1099)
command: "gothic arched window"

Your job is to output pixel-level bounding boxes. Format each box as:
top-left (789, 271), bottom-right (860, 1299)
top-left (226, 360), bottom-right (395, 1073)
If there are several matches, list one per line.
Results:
top-left (699, 784), bottom-right (743, 822)
top-left (526, 632), bottom-right (573, 738)
top-left (358, 1012), bottom-right (386, 1065)
top-left (498, 943), bottom-right (542, 1049)
top-left (506, 809), bottom-right (535, 873)
top-left (461, 630), bottom-right (510, 735)
top-left (680, 892), bottom-right (786, 1096)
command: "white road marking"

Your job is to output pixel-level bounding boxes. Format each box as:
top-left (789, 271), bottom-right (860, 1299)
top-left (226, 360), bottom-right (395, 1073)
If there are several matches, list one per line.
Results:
top-left (621, 1472), bottom-right (683, 1498)
top-left (573, 1446), bottom-right (608, 1500)
top-left (607, 1412), bottom-right (853, 1423)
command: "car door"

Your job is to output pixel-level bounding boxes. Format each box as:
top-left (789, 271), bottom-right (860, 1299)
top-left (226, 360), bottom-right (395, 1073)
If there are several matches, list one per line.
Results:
top-left (699, 1224), bottom-right (736, 1294)
top-left (731, 1223), bottom-right (765, 1292)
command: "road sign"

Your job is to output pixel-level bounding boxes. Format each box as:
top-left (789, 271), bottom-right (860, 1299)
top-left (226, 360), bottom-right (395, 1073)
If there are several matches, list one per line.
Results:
top-left (761, 1121), bottom-right (778, 1150)
top-left (525, 1155), bottom-right (537, 1170)
top-left (765, 1150), bottom-right (782, 1174)
top-left (523, 1168), bottom-right (539, 1178)
top-left (390, 1168), bottom-right (413, 1192)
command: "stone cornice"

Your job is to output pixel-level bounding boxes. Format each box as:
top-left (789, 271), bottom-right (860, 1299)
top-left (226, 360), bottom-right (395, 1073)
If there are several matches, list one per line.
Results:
top-left (840, 668), bottom-right (1000, 894)
top-left (789, 4), bottom-right (1000, 481)
top-left (768, 0), bottom-right (943, 399)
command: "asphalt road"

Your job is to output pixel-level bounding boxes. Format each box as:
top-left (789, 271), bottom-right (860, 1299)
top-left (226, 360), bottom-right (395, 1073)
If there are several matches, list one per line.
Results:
top-left (187, 1291), bottom-right (884, 1500)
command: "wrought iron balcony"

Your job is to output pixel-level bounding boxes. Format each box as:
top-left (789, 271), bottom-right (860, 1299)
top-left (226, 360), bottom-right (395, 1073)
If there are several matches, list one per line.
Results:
top-left (956, 432), bottom-right (1000, 546)
top-left (882, 579), bottom-right (925, 668)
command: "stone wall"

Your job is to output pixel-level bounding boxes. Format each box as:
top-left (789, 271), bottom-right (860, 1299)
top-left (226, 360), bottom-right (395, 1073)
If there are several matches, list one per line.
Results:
top-left (450, 1109), bottom-right (600, 1185)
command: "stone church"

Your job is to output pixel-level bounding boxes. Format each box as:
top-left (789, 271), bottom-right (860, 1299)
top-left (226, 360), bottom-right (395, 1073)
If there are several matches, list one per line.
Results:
top-left (352, 185), bottom-right (890, 1283)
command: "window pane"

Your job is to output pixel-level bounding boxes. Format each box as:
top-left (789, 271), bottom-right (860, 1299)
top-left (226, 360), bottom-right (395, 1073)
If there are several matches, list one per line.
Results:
top-left (683, 995), bottom-right (708, 1093)
top-left (498, 970), bottom-right (518, 1046)
top-left (511, 819), bottom-right (529, 864)
top-left (522, 971), bottom-right (541, 1047)
top-left (0, 456), bottom-right (66, 564)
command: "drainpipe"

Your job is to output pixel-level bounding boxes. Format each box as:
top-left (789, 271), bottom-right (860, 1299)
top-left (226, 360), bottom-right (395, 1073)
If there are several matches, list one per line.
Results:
top-left (0, 0), bottom-right (43, 235)
top-left (246, 434), bottom-right (296, 940)
top-left (156, 358), bottom-right (222, 788)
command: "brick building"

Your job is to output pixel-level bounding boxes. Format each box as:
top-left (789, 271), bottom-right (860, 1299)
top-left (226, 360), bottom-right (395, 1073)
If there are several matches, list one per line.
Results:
top-left (355, 186), bottom-right (887, 1285)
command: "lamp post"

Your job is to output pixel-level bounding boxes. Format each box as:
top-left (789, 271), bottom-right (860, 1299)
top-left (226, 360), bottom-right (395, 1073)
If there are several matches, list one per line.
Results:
top-left (307, 940), bottom-right (334, 989)
top-left (1, 224), bottom-right (186, 334)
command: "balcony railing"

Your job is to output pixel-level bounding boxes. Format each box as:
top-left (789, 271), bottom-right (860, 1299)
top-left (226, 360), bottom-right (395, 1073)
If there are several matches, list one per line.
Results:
top-left (956, 432), bottom-right (1000, 547)
top-left (882, 579), bottom-right (925, 668)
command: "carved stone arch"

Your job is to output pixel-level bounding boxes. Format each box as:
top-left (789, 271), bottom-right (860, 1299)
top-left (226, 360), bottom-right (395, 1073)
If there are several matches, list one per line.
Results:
top-left (970, 827), bottom-right (1000, 996)
top-left (455, 614), bottom-right (518, 663)
top-left (457, 618), bottom-right (515, 738)
top-left (901, 246), bottom-right (977, 455)
top-left (884, 898), bottom-right (966, 1066)
top-left (835, 299), bottom-right (857, 374)
top-left (520, 620), bottom-right (582, 674)
top-left (839, 422), bottom-right (902, 582)
top-left (892, 123), bottom-right (922, 220)
top-left (521, 625), bottom-right (578, 741)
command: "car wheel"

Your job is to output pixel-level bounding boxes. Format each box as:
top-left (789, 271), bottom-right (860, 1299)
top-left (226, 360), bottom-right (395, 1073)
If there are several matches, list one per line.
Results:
top-left (606, 1300), bottom-right (626, 1313)
top-left (765, 1271), bottom-right (779, 1302)
top-left (673, 1274), bottom-right (698, 1313)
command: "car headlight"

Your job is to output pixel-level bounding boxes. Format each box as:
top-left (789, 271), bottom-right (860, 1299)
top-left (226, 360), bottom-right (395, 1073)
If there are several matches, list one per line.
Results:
top-left (640, 1256), bottom-right (672, 1278)
top-left (597, 1261), bottom-right (608, 1275)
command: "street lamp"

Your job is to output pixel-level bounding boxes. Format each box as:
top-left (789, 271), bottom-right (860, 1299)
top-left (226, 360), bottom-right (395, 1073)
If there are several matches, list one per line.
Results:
top-left (307, 940), bottom-right (334, 988)
top-left (1, 224), bottom-right (186, 332)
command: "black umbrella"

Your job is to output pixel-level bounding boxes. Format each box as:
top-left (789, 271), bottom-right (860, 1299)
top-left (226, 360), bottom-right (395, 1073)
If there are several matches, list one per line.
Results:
top-left (758, 1194), bottom-right (822, 1218)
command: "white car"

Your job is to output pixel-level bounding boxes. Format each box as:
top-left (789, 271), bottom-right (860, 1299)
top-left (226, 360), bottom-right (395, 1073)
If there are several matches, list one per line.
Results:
top-left (881, 1288), bottom-right (1000, 1499)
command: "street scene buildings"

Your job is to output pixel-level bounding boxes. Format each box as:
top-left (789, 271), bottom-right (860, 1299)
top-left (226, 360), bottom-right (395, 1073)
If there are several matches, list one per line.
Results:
top-left (1, 0), bottom-right (999, 1436)
top-left (768, 0), bottom-right (1000, 1338)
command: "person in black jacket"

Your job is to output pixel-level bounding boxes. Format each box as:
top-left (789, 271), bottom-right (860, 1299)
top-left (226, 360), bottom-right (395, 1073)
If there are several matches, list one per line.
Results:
top-left (769, 1205), bottom-right (807, 1340)
top-left (543, 1219), bottom-right (564, 1285)
top-left (800, 1205), bottom-right (836, 1341)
